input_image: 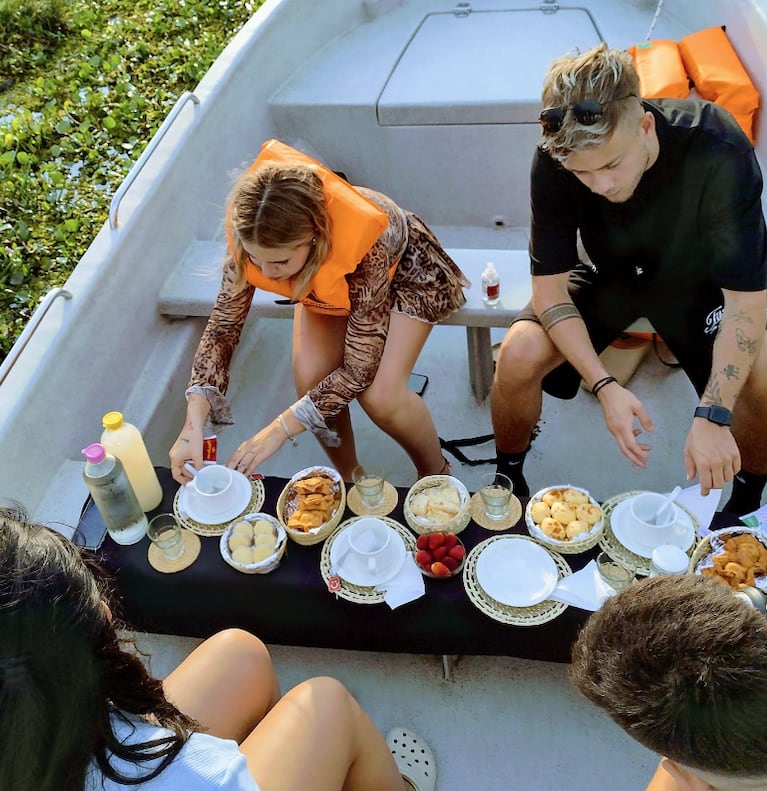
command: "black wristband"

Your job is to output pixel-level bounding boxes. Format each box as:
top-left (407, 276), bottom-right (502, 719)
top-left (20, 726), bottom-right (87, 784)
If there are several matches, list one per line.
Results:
top-left (591, 376), bottom-right (617, 397)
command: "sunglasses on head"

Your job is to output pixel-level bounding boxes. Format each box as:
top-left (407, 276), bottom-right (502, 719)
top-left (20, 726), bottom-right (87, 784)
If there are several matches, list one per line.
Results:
top-left (539, 94), bottom-right (636, 135)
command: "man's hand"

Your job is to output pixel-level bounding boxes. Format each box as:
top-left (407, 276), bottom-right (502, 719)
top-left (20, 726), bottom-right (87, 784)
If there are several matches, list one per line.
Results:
top-left (597, 382), bottom-right (654, 467)
top-left (684, 418), bottom-right (740, 495)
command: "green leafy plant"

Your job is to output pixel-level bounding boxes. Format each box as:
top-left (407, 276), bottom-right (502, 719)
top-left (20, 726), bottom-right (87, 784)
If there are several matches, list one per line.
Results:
top-left (0, 0), bottom-right (261, 362)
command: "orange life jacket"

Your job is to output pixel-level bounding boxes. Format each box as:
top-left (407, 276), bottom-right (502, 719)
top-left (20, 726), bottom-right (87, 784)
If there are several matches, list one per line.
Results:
top-left (678, 26), bottom-right (760, 143)
top-left (628, 40), bottom-right (690, 100)
top-left (231, 139), bottom-right (390, 316)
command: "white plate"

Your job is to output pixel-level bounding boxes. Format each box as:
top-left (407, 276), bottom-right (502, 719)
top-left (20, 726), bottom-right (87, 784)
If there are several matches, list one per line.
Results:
top-left (610, 498), bottom-right (696, 559)
top-left (475, 537), bottom-right (559, 607)
top-left (329, 527), bottom-right (407, 587)
top-left (178, 470), bottom-right (252, 525)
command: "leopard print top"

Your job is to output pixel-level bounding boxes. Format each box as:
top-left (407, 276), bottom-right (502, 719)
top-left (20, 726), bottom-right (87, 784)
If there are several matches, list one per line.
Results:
top-left (187, 188), bottom-right (469, 432)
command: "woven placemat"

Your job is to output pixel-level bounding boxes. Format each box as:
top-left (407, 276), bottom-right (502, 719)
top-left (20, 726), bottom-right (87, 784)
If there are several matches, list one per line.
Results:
top-left (173, 478), bottom-right (266, 536)
top-left (462, 535), bottom-right (571, 626)
top-left (469, 492), bottom-right (522, 531)
top-left (320, 516), bottom-right (416, 605)
top-left (347, 481), bottom-right (399, 517)
top-left (597, 490), bottom-right (700, 576)
top-left (147, 529), bottom-right (201, 573)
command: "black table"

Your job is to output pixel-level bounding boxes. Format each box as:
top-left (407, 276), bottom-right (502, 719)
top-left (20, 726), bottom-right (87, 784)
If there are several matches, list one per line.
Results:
top-left (83, 468), bottom-right (740, 662)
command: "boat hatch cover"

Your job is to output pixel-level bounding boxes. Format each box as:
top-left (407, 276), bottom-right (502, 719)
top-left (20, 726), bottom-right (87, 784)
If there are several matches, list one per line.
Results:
top-left (377, 8), bottom-right (602, 126)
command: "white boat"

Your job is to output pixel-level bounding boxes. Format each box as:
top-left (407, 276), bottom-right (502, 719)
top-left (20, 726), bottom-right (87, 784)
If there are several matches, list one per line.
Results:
top-left (1, 1), bottom-right (765, 788)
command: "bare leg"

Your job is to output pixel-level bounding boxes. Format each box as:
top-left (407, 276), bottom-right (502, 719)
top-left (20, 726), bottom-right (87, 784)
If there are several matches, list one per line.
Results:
top-left (357, 313), bottom-right (444, 477)
top-left (241, 676), bottom-right (406, 791)
top-left (292, 306), bottom-right (360, 478)
top-left (732, 341), bottom-right (767, 475)
top-left (491, 321), bottom-right (564, 453)
top-left (162, 629), bottom-right (281, 743)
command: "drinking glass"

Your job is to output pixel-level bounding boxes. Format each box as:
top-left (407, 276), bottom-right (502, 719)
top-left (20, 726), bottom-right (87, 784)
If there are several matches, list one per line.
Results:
top-left (147, 513), bottom-right (185, 561)
top-left (479, 472), bottom-right (512, 520)
top-left (352, 465), bottom-right (386, 509)
top-left (596, 552), bottom-right (634, 592)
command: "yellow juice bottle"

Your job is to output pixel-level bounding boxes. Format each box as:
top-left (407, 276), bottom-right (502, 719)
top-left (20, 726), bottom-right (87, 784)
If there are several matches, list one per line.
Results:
top-left (101, 411), bottom-right (163, 511)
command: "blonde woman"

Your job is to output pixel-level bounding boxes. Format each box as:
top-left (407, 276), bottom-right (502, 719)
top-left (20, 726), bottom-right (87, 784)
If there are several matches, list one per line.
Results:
top-left (170, 139), bottom-right (468, 484)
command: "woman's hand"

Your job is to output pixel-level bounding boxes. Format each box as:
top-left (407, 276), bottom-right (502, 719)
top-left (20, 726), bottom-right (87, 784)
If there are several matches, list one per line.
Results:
top-left (169, 394), bottom-right (210, 485)
top-left (227, 419), bottom-right (288, 476)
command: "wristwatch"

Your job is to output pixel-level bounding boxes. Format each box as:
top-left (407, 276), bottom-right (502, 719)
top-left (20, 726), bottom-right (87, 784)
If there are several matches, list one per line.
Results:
top-left (693, 405), bottom-right (732, 426)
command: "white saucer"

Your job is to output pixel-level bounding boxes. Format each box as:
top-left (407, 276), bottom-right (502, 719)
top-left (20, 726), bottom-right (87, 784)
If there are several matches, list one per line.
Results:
top-left (330, 527), bottom-right (407, 587)
top-left (475, 537), bottom-right (558, 607)
top-left (178, 470), bottom-right (252, 525)
top-left (610, 498), bottom-right (696, 559)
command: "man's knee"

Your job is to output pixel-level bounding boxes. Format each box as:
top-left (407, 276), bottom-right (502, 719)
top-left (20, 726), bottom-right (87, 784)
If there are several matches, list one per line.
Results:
top-left (495, 323), bottom-right (559, 384)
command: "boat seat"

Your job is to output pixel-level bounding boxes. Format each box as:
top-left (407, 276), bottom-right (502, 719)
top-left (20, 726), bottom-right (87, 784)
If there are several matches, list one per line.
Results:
top-left (159, 241), bottom-right (657, 403)
top-left (158, 241), bottom-right (531, 403)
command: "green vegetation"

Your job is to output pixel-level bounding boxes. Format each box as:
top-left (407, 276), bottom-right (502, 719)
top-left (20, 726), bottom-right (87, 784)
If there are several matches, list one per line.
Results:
top-left (0, 0), bottom-right (262, 361)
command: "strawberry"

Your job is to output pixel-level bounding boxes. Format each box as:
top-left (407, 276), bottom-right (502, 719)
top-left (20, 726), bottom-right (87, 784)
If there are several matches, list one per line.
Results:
top-left (415, 549), bottom-right (432, 568)
top-left (428, 532), bottom-right (446, 549)
top-left (443, 555), bottom-right (459, 572)
top-left (432, 546), bottom-right (448, 561)
top-left (443, 533), bottom-right (458, 549)
top-left (416, 534), bottom-right (430, 550)
top-left (430, 561), bottom-right (451, 576)
top-left (448, 544), bottom-right (465, 561)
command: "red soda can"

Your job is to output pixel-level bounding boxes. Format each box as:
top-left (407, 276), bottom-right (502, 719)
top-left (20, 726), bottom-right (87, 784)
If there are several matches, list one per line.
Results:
top-left (202, 435), bottom-right (218, 464)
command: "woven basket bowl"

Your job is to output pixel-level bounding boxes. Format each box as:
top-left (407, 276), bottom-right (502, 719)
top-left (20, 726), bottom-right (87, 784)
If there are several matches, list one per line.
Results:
top-left (403, 474), bottom-right (471, 536)
top-left (690, 526), bottom-right (767, 577)
top-left (219, 513), bottom-right (287, 574)
top-left (277, 465), bottom-right (346, 546)
top-left (525, 484), bottom-right (604, 555)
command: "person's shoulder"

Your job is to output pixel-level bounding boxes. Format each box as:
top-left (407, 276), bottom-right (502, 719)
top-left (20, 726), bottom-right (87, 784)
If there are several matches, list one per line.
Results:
top-left (648, 98), bottom-right (752, 153)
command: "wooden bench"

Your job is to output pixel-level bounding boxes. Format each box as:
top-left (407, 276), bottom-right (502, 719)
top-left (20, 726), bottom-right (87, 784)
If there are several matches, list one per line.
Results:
top-left (158, 241), bottom-right (533, 403)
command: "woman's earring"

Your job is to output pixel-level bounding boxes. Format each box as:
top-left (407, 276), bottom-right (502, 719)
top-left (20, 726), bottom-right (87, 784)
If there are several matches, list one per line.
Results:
top-left (311, 237), bottom-right (317, 245)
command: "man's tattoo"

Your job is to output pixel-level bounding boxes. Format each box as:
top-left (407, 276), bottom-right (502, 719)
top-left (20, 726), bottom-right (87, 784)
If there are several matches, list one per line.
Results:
top-left (722, 364), bottom-right (740, 380)
top-left (735, 327), bottom-right (760, 355)
top-left (539, 302), bottom-right (582, 333)
top-left (731, 308), bottom-right (754, 324)
top-left (702, 379), bottom-right (722, 405)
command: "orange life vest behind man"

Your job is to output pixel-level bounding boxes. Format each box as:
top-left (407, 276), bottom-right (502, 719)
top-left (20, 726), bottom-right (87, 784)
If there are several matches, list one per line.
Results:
top-left (232, 139), bottom-right (390, 316)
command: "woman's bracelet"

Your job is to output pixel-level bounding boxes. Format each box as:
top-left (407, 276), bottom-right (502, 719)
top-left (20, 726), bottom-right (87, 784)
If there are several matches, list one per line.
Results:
top-left (277, 413), bottom-right (297, 446)
top-left (591, 376), bottom-right (618, 397)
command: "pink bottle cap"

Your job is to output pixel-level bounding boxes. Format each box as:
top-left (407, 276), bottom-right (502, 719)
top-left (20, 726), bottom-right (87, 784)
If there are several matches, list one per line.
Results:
top-left (82, 443), bottom-right (106, 463)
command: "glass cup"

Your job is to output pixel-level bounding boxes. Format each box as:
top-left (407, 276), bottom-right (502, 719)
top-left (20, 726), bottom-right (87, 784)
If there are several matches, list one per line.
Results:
top-left (147, 513), bottom-right (185, 561)
top-left (479, 472), bottom-right (513, 520)
top-left (596, 552), bottom-right (634, 592)
top-left (352, 465), bottom-right (386, 509)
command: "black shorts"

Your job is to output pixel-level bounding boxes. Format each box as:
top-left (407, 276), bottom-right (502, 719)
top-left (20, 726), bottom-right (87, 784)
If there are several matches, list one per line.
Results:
top-left (512, 268), bottom-right (726, 400)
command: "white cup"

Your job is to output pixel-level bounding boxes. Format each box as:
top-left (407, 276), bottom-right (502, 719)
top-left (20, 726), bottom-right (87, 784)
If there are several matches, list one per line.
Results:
top-left (347, 517), bottom-right (395, 576)
top-left (628, 492), bottom-right (680, 548)
top-left (188, 464), bottom-right (236, 515)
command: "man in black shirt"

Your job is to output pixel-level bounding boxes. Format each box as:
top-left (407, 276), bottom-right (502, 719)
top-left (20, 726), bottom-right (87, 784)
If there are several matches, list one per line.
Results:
top-left (491, 43), bottom-right (767, 514)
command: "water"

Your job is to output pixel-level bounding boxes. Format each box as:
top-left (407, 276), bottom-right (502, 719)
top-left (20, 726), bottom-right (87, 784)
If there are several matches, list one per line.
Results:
top-left (480, 486), bottom-right (511, 519)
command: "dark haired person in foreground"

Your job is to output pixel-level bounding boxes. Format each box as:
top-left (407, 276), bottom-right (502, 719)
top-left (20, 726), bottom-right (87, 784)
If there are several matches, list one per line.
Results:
top-left (0, 507), bottom-right (434, 791)
top-left (492, 43), bottom-right (767, 514)
top-left (571, 574), bottom-right (767, 791)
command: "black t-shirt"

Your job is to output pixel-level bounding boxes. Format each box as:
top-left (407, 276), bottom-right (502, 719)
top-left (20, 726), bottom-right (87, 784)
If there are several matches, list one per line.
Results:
top-left (529, 99), bottom-right (767, 292)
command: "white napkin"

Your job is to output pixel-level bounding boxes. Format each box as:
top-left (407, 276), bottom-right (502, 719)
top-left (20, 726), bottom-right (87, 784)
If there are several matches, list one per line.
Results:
top-left (673, 485), bottom-right (721, 537)
top-left (548, 560), bottom-right (616, 611)
top-left (375, 555), bottom-right (426, 609)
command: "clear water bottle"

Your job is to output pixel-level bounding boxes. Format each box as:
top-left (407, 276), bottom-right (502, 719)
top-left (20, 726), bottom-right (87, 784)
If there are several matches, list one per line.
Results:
top-left (82, 443), bottom-right (148, 545)
top-left (101, 411), bottom-right (162, 511)
top-left (481, 261), bottom-right (500, 306)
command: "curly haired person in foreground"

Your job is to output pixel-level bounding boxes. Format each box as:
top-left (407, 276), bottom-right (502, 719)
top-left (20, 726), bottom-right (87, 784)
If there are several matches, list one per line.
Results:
top-left (570, 574), bottom-right (767, 791)
top-left (0, 507), bottom-right (435, 791)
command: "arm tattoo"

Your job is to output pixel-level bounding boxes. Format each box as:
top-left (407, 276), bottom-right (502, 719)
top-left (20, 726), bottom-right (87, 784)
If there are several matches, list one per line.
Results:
top-left (730, 309), bottom-right (754, 325)
top-left (722, 364), bottom-right (740, 381)
top-left (702, 378), bottom-right (722, 405)
top-left (735, 327), bottom-right (760, 356)
top-left (539, 302), bottom-right (582, 333)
